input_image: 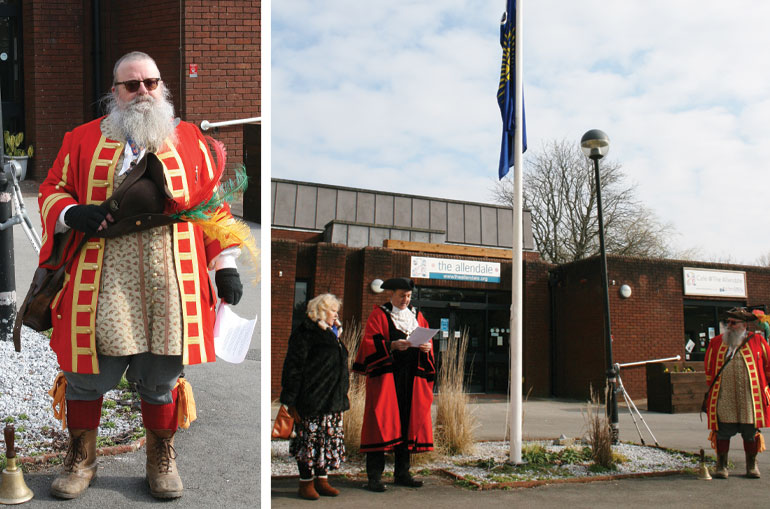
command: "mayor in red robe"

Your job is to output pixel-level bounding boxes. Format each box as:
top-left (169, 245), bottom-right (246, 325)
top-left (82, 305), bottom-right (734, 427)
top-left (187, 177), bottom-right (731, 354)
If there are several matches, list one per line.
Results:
top-left (353, 277), bottom-right (435, 492)
top-left (704, 307), bottom-right (770, 479)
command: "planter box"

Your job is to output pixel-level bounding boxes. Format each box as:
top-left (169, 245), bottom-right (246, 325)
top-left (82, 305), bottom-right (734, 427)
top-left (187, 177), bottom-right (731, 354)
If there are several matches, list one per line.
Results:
top-left (646, 361), bottom-right (707, 413)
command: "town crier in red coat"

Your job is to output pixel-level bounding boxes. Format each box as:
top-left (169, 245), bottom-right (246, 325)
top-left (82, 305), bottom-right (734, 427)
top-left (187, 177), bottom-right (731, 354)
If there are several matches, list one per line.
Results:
top-left (704, 307), bottom-right (770, 479)
top-left (353, 277), bottom-right (435, 492)
top-left (38, 51), bottom-right (244, 500)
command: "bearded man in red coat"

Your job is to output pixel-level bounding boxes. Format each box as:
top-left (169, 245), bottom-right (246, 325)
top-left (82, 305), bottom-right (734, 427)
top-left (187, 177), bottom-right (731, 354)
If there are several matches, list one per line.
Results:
top-left (38, 51), bottom-right (243, 499)
top-left (704, 307), bottom-right (770, 479)
top-left (353, 277), bottom-right (435, 492)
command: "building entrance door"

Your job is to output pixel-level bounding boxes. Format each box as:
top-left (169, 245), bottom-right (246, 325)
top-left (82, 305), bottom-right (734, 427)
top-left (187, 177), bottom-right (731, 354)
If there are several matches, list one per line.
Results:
top-left (0, 1), bottom-right (24, 135)
top-left (683, 300), bottom-right (745, 361)
top-left (415, 287), bottom-right (510, 393)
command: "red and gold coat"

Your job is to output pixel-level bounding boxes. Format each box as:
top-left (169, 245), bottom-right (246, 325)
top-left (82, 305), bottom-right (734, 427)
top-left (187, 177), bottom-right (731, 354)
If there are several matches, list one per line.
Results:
top-left (353, 304), bottom-right (435, 452)
top-left (704, 332), bottom-right (770, 431)
top-left (38, 118), bottom-right (233, 374)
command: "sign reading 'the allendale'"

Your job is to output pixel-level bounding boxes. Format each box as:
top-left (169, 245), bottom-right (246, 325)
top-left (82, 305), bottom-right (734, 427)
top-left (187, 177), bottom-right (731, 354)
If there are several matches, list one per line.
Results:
top-left (410, 256), bottom-right (501, 283)
top-left (683, 267), bottom-right (747, 298)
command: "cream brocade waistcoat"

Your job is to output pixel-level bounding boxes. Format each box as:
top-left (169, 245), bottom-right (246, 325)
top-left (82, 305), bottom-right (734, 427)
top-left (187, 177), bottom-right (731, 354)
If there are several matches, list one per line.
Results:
top-left (717, 353), bottom-right (755, 424)
top-left (94, 167), bottom-right (184, 356)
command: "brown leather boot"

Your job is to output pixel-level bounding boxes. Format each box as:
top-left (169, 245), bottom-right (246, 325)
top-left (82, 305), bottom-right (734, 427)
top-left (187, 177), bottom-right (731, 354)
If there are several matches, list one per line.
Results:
top-left (50, 428), bottom-right (98, 499)
top-left (746, 450), bottom-right (761, 478)
top-left (314, 476), bottom-right (340, 496)
top-left (298, 479), bottom-right (320, 500)
top-left (145, 429), bottom-right (183, 498)
top-left (714, 451), bottom-right (729, 479)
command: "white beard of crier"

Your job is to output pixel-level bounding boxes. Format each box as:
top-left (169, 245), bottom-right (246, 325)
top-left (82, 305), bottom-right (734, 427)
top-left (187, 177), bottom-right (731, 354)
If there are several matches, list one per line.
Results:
top-left (724, 327), bottom-right (747, 356)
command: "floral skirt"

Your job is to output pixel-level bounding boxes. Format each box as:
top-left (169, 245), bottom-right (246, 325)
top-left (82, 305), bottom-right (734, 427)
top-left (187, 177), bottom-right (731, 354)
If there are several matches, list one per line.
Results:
top-left (289, 412), bottom-right (346, 471)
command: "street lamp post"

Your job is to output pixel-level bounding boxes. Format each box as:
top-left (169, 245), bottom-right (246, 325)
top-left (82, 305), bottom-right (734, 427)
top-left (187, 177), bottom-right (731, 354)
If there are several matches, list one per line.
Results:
top-left (580, 129), bottom-right (619, 444)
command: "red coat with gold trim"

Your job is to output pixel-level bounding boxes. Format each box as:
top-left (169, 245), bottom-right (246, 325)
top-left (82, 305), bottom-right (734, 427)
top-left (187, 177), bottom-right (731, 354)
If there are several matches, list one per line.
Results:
top-left (704, 332), bottom-right (770, 431)
top-left (353, 304), bottom-right (435, 452)
top-left (38, 117), bottom-right (234, 374)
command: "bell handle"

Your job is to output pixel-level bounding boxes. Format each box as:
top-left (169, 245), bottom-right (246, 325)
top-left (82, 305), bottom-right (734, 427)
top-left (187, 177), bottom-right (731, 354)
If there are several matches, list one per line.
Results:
top-left (4, 424), bottom-right (15, 459)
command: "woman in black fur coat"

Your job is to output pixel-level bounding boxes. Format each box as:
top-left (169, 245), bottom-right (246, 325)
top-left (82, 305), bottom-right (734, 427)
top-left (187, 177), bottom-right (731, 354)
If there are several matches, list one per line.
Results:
top-left (280, 293), bottom-right (349, 500)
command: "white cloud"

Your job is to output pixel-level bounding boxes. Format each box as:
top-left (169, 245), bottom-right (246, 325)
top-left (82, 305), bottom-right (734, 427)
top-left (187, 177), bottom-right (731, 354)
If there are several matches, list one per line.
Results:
top-left (273, 0), bottom-right (770, 263)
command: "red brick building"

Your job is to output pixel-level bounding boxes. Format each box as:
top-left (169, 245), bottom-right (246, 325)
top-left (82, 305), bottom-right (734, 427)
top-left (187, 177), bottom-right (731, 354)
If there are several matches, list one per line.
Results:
top-left (3, 0), bottom-right (259, 182)
top-left (271, 179), bottom-right (770, 404)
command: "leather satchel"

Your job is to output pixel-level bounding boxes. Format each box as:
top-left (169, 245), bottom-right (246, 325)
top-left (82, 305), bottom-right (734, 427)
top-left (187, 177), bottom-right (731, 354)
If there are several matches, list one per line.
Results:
top-left (271, 405), bottom-right (296, 439)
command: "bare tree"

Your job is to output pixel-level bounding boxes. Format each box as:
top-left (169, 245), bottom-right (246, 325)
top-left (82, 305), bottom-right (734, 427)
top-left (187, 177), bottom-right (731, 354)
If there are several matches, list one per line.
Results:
top-left (756, 252), bottom-right (770, 267)
top-left (492, 139), bottom-right (674, 264)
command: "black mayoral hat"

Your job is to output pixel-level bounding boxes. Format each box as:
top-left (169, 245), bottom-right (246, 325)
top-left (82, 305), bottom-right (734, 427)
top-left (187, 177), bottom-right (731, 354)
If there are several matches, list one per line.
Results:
top-left (380, 277), bottom-right (415, 291)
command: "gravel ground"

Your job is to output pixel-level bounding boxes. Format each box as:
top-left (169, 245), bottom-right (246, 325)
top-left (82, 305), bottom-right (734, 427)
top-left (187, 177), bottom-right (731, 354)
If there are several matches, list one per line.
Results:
top-left (271, 438), bottom-right (704, 485)
top-left (0, 328), bottom-right (144, 459)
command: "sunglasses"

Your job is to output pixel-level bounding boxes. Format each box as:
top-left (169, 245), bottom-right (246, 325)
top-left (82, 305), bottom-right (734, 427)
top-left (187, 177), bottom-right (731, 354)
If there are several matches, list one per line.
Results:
top-left (114, 78), bottom-right (161, 93)
top-left (725, 319), bottom-right (742, 325)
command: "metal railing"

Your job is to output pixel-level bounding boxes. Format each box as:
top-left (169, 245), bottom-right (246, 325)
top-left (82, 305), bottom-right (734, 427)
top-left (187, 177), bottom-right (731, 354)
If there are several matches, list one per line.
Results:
top-left (200, 116), bottom-right (261, 131)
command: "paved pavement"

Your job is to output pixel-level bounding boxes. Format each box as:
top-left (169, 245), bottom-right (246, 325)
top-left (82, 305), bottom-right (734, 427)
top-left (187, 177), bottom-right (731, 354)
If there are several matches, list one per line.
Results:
top-left (3, 183), bottom-right (260, 507)
top-left (272, 397), bottom-right (770, 507)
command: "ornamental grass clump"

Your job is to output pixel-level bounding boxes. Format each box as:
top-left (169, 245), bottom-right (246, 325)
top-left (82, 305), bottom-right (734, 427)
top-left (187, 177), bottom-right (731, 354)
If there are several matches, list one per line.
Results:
top-left (434, 328), bottom-right (477, 456)
top-left (341, 320), bottom-right (366, 457)
top-left (582, 386), bottom-right (614, 469)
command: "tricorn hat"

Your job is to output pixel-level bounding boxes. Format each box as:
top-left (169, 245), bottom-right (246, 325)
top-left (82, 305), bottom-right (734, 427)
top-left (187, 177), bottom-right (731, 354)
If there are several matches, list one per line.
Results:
top-left (94, 152), bottom-right (178, 238)
top-left (725, 307), bottom-right (758, 322)
top-left (380, 277), bottom-right (415, 291)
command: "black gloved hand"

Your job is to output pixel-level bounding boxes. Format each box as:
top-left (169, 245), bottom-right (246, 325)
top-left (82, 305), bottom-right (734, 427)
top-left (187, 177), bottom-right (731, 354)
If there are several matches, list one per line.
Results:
top-left (215, 268), bottom-right (243, 305)
top-left (64, 204), bottom-right (110, 236)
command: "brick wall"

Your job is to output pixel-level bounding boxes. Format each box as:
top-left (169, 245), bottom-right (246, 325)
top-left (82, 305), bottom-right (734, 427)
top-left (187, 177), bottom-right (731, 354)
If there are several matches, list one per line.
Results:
top-left (553, 256), bottom-right (770, 401)
top-left (22, 1), bottom-right (258, 182)
top-left (271, 240), bottom-right (299, 400)
top-left (183, 0), bottom-right (260, 181)
top-left (270, 240), bottom-right (553, 398)
top-left (23, 0), bottom-right (87, 180)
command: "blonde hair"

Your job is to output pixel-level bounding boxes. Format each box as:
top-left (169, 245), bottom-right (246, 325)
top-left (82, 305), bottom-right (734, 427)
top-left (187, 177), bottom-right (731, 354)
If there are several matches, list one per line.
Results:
top-left (306, 293), bottom-right (341, 322)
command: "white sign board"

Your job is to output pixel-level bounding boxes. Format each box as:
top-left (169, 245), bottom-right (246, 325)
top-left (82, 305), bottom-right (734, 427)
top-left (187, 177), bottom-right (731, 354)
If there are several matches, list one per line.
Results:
top-left (410, 256), bottom-right (501, 283)
top-left (683, 267), bottom-right (747, 298)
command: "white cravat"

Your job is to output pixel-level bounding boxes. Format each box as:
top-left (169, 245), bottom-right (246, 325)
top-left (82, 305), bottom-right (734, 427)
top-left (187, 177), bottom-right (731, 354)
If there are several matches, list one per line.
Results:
top-left (389, 305), bottom-right (419, 336)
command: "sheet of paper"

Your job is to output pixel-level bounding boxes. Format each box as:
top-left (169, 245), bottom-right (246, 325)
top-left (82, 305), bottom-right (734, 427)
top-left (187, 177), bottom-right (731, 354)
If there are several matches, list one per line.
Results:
top-left (213, 303), bottom-right (257, 363)
top-left (407, 327), bottom-right (439, 347)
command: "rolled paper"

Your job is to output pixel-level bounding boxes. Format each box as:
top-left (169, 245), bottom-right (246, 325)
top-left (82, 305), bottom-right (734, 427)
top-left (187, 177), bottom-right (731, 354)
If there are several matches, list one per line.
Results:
top-left (4, 424), bottom-right (15, 459)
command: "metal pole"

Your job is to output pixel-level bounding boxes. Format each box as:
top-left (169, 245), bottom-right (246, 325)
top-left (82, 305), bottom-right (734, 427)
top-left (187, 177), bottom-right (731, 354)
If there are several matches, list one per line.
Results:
top-left (508, 0), bottom-right (523, 465)
top-left (592, 156), bottom-right (619, 443)
top-left (0, 166), bottom-right (15, 341)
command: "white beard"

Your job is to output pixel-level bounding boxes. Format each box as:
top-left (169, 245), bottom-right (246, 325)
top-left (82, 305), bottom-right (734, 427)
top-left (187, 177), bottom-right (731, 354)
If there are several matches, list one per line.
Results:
top-left (724, 327), bottom-right (747, 347)
top-left (102, 89), bottom-right (176, 153)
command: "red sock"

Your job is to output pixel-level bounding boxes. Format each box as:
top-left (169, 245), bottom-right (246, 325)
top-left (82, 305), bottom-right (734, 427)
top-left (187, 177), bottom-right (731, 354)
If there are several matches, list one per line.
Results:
top-left (66, 397), bottom-right (103, 429)
top-left (744, 439), bottom-right (758, 454)
top-left (141, 387), bottom-right (178, 431)
top-left (717, 439), bottom-right (730, 454)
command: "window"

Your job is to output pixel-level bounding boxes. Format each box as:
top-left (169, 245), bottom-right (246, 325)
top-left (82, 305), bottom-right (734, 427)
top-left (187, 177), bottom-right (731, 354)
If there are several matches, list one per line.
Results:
top-left (292, 280), bottom-right (310, 331)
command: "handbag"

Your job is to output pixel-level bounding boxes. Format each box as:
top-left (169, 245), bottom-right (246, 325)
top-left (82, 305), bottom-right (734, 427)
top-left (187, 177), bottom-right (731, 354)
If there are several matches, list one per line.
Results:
top-left (271, 405), bottom-right (296, 439)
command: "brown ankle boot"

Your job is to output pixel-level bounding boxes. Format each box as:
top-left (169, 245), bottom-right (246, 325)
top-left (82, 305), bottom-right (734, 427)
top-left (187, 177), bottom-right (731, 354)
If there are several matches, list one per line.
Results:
top-left (50, 428), bottom-right (98, 499)
top-left (314, 476), bottom-right (340, 496)
top-left (299, 479), bottom-right (320, 500)
top-left (714, 451), bottom-right (729, 479)
top-left (746, 450), bottom-right (761, 478)
top-left (146, 429), bottom-right (183, 498)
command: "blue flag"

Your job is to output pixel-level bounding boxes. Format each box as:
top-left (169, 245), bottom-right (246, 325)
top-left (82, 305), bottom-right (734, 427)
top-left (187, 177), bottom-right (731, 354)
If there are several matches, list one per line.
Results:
top-left (498, 0), bottom-right (527, 180)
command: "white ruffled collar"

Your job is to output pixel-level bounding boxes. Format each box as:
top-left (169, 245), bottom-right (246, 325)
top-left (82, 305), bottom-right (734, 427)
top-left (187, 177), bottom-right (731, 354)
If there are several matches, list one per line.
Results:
top-left (388, 304), bottom-right (419, 336)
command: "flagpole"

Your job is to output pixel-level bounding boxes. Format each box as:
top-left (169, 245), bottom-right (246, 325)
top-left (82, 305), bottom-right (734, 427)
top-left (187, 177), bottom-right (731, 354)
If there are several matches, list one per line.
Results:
top-left (508, 0), bottom-right (523, 465)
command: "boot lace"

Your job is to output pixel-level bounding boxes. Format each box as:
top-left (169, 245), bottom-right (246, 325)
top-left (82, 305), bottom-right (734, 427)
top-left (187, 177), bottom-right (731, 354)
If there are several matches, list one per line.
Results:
top-left (63, 433), bottom-right (87, 472)
top-left (155, 436), bottom-right (177, 474)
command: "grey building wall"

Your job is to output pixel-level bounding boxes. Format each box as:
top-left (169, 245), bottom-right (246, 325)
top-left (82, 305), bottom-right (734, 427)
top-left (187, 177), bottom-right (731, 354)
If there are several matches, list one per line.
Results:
top-left (271, 178), bottom-right (535, 251)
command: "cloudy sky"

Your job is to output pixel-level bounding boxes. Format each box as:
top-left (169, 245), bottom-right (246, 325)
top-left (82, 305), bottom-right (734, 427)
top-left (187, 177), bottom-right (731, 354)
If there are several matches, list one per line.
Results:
top-left (272, 1), bottom-right (770, 264)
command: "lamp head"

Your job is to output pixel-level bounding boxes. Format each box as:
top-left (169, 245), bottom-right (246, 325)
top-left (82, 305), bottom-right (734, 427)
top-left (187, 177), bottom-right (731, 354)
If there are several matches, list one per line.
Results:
top-left (581, 129), bottom-right (610, 160)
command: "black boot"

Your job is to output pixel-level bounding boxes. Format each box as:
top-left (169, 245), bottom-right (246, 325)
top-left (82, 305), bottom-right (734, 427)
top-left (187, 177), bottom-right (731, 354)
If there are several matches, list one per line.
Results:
top-left (394, 446), bottom-right (423, 488)
top-left (366, 452), bottom-right (387, 492)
